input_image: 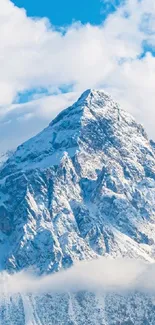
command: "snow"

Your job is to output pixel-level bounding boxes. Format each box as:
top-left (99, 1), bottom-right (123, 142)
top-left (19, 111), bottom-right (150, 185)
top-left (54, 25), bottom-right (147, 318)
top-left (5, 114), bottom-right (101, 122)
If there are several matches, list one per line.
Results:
top-left (0, 89), bottom-right (154, 324)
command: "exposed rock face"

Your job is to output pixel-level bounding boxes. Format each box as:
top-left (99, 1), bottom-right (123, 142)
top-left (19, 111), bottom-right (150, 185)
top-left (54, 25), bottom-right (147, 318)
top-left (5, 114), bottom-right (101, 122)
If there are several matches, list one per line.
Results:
top-left (0, 89), bottom-right (155, 272)
top-left (0, 89), bottom-right (155, 324)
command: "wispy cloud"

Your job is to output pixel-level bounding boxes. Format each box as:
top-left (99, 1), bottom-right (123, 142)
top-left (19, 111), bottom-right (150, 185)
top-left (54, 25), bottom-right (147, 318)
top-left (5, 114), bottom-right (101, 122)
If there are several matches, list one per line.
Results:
top-left (0, 92), bottom-right (78, 152)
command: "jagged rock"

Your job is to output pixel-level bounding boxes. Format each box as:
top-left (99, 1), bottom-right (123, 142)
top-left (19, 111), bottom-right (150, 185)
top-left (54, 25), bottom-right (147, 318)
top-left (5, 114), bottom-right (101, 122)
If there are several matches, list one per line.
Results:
top-left (0, 89), bottom-right (155, 324)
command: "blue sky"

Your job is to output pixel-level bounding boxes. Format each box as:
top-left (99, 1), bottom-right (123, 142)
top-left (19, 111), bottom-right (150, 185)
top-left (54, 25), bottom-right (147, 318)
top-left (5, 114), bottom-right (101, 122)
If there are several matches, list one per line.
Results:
top-left (12, 0), bottom-right (119, 26)
top-left (12, 0), bottom-right (122, 106)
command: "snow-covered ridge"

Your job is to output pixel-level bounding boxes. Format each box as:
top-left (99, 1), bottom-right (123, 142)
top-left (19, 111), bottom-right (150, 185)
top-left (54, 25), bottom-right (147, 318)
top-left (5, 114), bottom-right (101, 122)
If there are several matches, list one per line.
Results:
top-left (0, 89), bottom-right (149, 175)
top-left (0, 88), bottom-right (154, 273)
top-left (0, 89), bottom-right (155, 324)
top-left (0, 150), bottom-right (14, 168)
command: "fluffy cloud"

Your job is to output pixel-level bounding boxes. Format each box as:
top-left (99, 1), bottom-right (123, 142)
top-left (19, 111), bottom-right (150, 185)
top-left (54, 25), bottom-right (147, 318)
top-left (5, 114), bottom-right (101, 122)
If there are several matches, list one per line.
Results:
top-left (2, 258), bottom-right (155, 296)
top-left (0, 0), bottom-right (155, 150)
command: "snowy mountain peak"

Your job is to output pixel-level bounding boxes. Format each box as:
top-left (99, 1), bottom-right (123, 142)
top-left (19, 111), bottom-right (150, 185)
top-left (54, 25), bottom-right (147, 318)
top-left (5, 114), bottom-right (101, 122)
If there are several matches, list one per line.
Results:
top-left (76, 88), bottom-right (110, 104)
top-left (0, 89), bottom-right (154, 275)
top-left (0, 90), bottom-right (155, 324)
top-left (0, 88), bottom-right (148, 176)
top-left (50, 88), bottom-right (120, 128)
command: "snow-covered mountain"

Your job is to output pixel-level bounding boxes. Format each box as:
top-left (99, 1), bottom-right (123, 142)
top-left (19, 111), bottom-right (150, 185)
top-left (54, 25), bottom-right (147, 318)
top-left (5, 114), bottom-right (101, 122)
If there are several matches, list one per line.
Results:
top-left (0, 89), bottom-right (155, 324)
top-left (0, 150), bottom-right (14, 168)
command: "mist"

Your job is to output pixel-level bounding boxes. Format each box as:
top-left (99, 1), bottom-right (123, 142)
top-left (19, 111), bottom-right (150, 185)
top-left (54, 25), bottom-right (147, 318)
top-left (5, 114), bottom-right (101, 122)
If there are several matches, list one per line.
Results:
top-left (1, 257), bottom-right (155, 297)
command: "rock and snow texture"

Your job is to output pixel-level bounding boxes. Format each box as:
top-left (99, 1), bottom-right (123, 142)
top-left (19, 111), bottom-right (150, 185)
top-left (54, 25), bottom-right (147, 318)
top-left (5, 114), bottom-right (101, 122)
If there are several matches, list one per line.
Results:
top-left (0, 150), bottom-right (14, 168)
top-left (0, 89), bottom-right (155, 324)
top-left (1, 290), bottom-right (155, 325)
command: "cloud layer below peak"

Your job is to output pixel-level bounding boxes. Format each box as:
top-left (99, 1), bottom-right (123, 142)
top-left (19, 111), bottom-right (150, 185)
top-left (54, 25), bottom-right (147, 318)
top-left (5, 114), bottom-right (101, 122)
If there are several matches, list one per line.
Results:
top-left (2, 258), bottom-right (155, 297)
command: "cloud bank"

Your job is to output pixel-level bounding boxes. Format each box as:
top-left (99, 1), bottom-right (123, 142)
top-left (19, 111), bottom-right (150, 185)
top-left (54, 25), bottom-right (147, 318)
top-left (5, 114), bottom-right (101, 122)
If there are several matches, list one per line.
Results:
top-left (2, 258), bottom-right (155, 297)
top-left (0, 0), bottom-right (155, 151)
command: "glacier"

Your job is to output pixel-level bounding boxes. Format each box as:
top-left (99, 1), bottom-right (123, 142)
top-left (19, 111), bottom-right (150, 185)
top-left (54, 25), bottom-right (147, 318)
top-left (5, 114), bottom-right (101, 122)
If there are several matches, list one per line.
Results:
top-left (0, 89), bottom-right (155, 324)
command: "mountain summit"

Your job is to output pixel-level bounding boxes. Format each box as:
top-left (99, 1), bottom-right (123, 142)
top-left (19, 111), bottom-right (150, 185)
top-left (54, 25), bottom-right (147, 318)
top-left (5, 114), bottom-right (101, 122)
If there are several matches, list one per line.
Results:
top-left (0, 89), bottom-right (155, 324)
top-left (1, 88), bottom-right (149, 174)
top-left (0, 89), bottom-right (154, 273)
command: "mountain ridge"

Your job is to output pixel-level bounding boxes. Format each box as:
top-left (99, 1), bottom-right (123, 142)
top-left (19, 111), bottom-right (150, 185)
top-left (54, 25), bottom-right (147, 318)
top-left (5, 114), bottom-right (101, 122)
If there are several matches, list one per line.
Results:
top-left (0, 89), bottom-right (155, 324)
top-left (1, 88), bottom-right (149, 175)
top-left (0, 89), bottom-right (154, 274)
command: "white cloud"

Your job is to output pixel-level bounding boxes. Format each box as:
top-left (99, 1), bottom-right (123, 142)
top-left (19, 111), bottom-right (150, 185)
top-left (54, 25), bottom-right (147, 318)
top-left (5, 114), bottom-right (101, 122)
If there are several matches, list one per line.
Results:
top-left (0, 92), bottom-right (78, 152)
top-left (0, 0), bottom-right (155, 150)
top-left (2, 258), bottom-right (155, 296)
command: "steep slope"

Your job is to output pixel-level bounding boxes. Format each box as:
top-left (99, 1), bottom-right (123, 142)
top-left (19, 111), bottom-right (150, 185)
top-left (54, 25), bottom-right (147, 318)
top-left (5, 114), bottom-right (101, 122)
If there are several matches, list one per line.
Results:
top-left (0, 150), bottom-right (14, 168)
top-left (0, 89), bottom-right (155, 275)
